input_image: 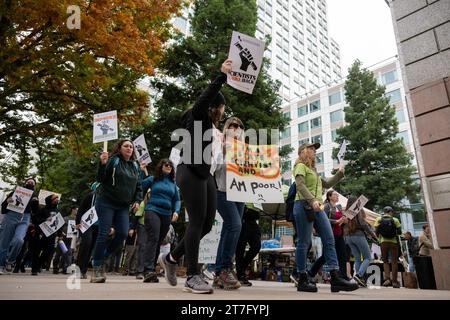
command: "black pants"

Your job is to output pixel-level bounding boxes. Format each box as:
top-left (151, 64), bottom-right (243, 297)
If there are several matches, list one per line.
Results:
top-left (76, 225), bottom-right (98, 275)
top-left (30, 231), bottom-right (56, 273)
top-left (235, 221), bottom-right (261, 279)
top-left (309, 235), bottom-right (348, 278)
top-left (172, 165), bottom-right (216, 276)
top-left (143, 211), bottom-right (171, 272)
top-left (53, 238), bottom-right (72, 272)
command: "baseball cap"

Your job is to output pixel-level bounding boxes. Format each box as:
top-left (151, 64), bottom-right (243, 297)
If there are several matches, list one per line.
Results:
top-left (384, 206), bottom-right (394, 213)
top-left (298, 142), bottom-right (321, 153)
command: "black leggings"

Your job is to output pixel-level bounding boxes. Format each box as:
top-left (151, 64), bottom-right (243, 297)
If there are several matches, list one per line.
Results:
top-left (235, 221), bottom-right (261, 278)
top-left (309, 234), bottom-right (348, 278)
top-left (172, 165), bottom-right (216, 276)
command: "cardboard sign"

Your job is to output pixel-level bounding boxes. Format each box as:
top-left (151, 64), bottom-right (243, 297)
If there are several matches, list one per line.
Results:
top-left (227, 31), bottom-right (265, 94)
top-left (169, 148), bottom-right (181, 170)
top-left (38, 190), bottom-right (61, 206)
top-left (93, 110), bottom-right (118, 143)
top-left (39, 213), bottom-right (65, 237)
top-left (66, 220), bottom-right (77, 238)
top-left (198, 212), bottom-right (223, 264)
top-left (337, 140), bottom-right (348, 164)
top-left (6, 186), bottom-right (33, 214)
top-left (133, 134), bottom-right (152, 165)
top-left (225, 139), bottom-right (284, 203)
top-left (79, 206), bottom-right (98, 233)
top-left (343, 195), bottom-right (369, 220)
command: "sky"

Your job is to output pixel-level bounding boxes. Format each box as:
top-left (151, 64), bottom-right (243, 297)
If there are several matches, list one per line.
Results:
top-left (327, 0), bottom-right (398, 76)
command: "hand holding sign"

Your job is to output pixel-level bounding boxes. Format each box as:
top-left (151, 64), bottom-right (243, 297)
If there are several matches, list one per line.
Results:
top-left (221, 59), bottom-right (233, 74)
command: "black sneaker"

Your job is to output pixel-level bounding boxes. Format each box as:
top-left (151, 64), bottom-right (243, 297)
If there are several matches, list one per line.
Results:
top-left (353, 274), bottom-right (367, 287)
top-left (238, 276), bottom-right (252, 287)
top-left (143, 271), bottom-right (159, 283)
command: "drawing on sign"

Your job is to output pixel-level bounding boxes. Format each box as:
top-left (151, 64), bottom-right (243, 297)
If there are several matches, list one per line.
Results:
top-left (98, 120), bottom-right (114, 135)
top-left (344, 195), bottom-right (369, 220)
top-left (235, 35), bottom-right (258, 72)
top-left (136, 144), bottom-right (146, 157)
top-left (39, 213), bottom-right (65, 237)
top-left (15, 195), bottom-right (24, 207)
top-left (7, 186), bottom-right (33, 214)
top-left (50, 216), bottom-right (60, 231)
top-left (337, 140), bottom-right (347, 164)
top-left (79, 207), bottom-right (98, 233)
top-left (85, 212), bottom-right (94, 224)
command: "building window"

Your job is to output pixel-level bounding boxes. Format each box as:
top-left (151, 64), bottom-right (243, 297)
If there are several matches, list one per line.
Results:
top-left (330, 109), bottom-right (343, 123)
top-left (381, 70), bottom-right (398, 85)
top-left (386, 89), bottom-right (402, 104)
top-left (299, 137), bottom-right (310, 145)
top-left (297, 105), bottom-right (308, 117)
top-left (310, 117), bottom-right (322, 129)
top-left (311, 134), bottom-right (322, 144)
top-left (309, 100), bottom-right (320, 112)
top-left (397, 131), bottom-right (410, 145)
top-left (316, 152), bottom-right (324, 164)
top-left (328, 91), bottom-right (341, 106)
top-left (281, 127), bottom-right (291, 139)
top-left (396, 109), bottom-right (406, 123)
top-left (331, 129), bottom-right (339, 142)
top-left (283, 111), bottom-right (291, 120)
top-left (298, 121), bottom-right (309, 133)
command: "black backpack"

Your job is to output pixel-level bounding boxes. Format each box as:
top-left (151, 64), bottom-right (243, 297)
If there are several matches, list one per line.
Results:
top-left (285, 182), bottom-right (296, 222)
top-left (377, 215), bottom-right (397, 238)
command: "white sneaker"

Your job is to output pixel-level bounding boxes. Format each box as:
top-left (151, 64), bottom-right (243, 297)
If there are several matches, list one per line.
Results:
top-left (0, 267), bottom-right (5, 275)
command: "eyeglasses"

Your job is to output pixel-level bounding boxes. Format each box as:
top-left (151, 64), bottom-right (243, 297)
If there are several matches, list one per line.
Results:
top-left (163, 163), bottom-right (173, 168)
top-left (229, 123), bottom-right (244, 129)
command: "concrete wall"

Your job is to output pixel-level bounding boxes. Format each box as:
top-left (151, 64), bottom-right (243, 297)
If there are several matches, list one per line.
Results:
top-left (387, 0), bottom-right (450, 289)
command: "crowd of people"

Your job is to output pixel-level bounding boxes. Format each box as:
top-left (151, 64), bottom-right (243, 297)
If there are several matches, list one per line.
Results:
top-left (0, 59), bottom-right (432, 294)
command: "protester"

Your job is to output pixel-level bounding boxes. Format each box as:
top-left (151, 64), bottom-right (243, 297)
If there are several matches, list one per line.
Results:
top-left (121, 222), bottom-right (138, 276)
top-left (140, 159), bottom-right (180, 283)
top-left (344, 196), bottom-right (378, 287)
top-left (419, 224), bottom-right (434, 257)
top-left (90, 139), bottom-right (143, 283)
top-left (292, 142), bottom-right (358, 293)
top-left (374, 206), bottom-right (402, 288)
top-left (53, 206), bottom-right (77, 274)
top-left (159, 58), bottom-right (232, 294)
top-left (0, 178), bottom-right (39, 274)
top-left (404, 231), bottom-right (419, 272)
top-left (213, 117), bottom-right (245, 290)
top-left (308, 190), bottom-right (349, 282)
top-left (235, 204), bottom-right (261, 286)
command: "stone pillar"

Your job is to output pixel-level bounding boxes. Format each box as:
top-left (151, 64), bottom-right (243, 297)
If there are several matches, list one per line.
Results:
top-left (386, 0), bottom-right (450, 290)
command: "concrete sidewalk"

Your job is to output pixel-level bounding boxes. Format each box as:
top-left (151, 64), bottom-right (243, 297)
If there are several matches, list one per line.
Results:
top-left (1, 271), bottom-right (449, 300)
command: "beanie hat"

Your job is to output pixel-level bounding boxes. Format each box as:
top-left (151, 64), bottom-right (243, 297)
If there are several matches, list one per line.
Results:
top-left (209, 91), bottom-right (226, 109)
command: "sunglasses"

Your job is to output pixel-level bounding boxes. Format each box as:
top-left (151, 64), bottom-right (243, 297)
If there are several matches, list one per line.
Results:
top-left (163, 163), bottom-right (173, 168)
top-left (229, 123), bottom-right (244, 130)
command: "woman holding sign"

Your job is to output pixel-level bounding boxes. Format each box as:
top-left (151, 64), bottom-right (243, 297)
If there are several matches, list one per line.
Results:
top-left (213, 117), bottom-right (245, 290)
top-left (292, 142), bottom-right (358, 293)
top-left (159, 59), bottom-right (232, 294)
top-left (91, 139), bottom-right (143, 283)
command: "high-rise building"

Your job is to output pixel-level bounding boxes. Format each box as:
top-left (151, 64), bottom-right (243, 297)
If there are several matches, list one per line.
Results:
top-left (279, 57), bottom-right (418, 186)
top-left (255, 0), bottom-right (342, 103)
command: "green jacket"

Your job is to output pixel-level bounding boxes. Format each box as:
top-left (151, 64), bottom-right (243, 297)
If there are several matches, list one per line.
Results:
top-left (96, 155), bottom-right (143, 207)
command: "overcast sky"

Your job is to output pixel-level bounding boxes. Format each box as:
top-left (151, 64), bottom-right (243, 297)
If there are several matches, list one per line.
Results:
top-left (327, 0), bottom-right (398, 75)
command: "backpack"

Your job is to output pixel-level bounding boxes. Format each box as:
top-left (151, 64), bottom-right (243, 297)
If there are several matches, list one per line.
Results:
top-left (285, 182), bottom-right (296, 222)
top-left (377, 215), bottom-right (397, 238)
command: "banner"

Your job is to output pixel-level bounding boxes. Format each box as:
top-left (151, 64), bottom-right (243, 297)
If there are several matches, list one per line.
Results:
top-left (6, 186), bottom-right (33, 214)
top-left (66, 220), bottom-right (77, 238)
top-left (79, 206), bottom-right (98, 233)
top-left (133, 134), bottom-right (152, 165)
top-left (93, 110), bottom-right (118, 143)
top-left (227, 31), bottom-right (265, 94)
top-left (39, 213), bottom-right (65, 237)
top-left (198, 212), bottom-right (223, 264)
top-left (225, 139), bottom-right (284, 203)
top-left (38, 190), bottom-right (61, 206)
top-left (343, 195), bottom-right (369, 220)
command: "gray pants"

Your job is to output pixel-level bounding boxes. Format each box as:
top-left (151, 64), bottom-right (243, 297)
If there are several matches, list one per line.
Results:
top-left (142, 211), bottom-right (171, 273)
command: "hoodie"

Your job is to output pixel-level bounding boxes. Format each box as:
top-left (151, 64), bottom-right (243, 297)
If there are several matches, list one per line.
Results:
top-left (32, 194), bottom-right (59, 225)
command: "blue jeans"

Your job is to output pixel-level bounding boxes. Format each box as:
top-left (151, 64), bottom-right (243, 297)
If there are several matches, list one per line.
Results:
top-left (92, 199), bottom-right (129, 267)
top-left (0, 211), bottom-right (31, 267)
top-left (215, 191), bottom-right (244, 273)
top-left (346, 234), bottom-right (371, 277)
top-left (293, 200), bottom-right (338, 273)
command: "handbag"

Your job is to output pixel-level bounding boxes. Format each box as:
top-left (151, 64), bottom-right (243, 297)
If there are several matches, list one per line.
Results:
top-left (302, 175), bottom-right (320, 222)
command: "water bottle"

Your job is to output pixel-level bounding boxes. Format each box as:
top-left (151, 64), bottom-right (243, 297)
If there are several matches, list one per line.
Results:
top-left (58, 240), bottom-right (68, 254)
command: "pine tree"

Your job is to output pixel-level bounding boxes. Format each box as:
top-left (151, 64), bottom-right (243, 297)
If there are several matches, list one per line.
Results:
top-left (334, 60), bottom-right (419, 212)
top-left (141, 0), bottom-right (288, 167)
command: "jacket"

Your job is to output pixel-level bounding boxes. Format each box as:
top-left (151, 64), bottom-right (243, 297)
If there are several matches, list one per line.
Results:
top-left (96, 154), bottom-right (143, 207)
top-left (179, 73), bottom-right (227, 179)
top-left (141, 175), bottom-right (181, 216)
top-left (323, 202), bottom-right (343, 227)
top-left (419, 232), bottom-right (433, 256)
top-left (32, 194), bottom-right (59, 226)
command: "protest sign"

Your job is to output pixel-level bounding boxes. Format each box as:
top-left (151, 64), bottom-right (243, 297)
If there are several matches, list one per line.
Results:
top-left (169, 148), bottom-right (181, 172)
top-left (343, 195), bottom-right (369, 220)
top-left (93, 110), bottom-right (118, 151)
top-left (133, 134), bottom-right (152, 165)
top-left (79, 206), bottom-right (98, 233)
top-left (227, 31), bottom-right (265, 94)
top-left (198, 213), bottom-right (223, 264)
top-left (67, 220), bottom-right (77, 238)
top-left (39, 213), bottom-right (64, 237)
top-left (337, 140), bottom-right (348, 164)
top-left (38, 190), bottom-right (61, 206)
top-left (6, 187), bottom-right (33, 214)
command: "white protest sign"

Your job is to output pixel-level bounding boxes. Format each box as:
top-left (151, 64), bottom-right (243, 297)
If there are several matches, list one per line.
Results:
top-left (79, 206), bottom-right (98, 233)
top-left (133, 134), bottom-right (152, 165)
top-left (225, 139), bottom-right (284, 203)
top-left (169, 148), bottom-right (181, 170)
top-left (337, 140), bottom-right (347, 164)
top-left (93, 110), bottom-right (118, 143)
top-left (343, 195), bottom-right (369, 220)
top-left (39, 213), bottom-right (65, 237)
top-left (198, 212), bottom-right (223, 264)
top-left (371, 243), bottom-right (382, 260)
top-left (6, 186), bottom-right (33, 214)
top-left (38, 190), bottom-right (61, 206)
top-left (227, 31), bottom-right (265, 94)
top-left (66, 220), bottom-right (77, 238)
top-left (253, 203), bottom-right (264, 211)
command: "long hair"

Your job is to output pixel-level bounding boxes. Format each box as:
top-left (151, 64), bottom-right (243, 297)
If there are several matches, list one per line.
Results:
top-left (111, 139), bottom-right (136, 161)
top-left (295, 147), bottom-right (316, 168)
top-left (223, 117), bottom-right (245, 138)
top-left (154, 158), bottom-right (175, 182)
top-left (346, 195), bottom-right (366, 234)
top-left (325, 189), bottom-right (335, 203)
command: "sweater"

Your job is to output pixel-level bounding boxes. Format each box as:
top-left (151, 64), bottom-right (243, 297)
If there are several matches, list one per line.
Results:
top-left (141, 175), bottom-right (181, 216)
